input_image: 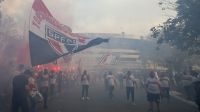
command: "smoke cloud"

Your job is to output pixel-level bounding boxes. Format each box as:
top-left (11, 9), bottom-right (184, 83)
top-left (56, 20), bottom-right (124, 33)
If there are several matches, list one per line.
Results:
top-left (1, 0), bottom-right (175, 37)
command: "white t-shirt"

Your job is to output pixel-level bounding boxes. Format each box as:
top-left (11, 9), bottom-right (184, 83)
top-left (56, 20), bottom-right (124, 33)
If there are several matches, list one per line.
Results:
top-left (155, 72), bottom-right (159, 80)
top-left (126, 75), bottom-right (135, 87)
top-left (160, 77), bottom-right (170, 88)
top-left (107, 75), bottom-right (115, 86)
top-left (50, 75), bottom-right (57, 85)
top-left (28, 77), bottom-right (37, 97)
top-left (28, 77), bottom-right (36, 85)
top-left (81, 75), bottom-right (90, 85)
top-left (146, 78), bottom-right (160, 94)
top-left (41, 75), bottom-right (49, 87)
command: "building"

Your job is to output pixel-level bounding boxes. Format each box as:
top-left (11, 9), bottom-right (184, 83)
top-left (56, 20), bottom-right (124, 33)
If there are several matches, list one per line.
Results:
top-left (67, 33), bottom-right (151, 72)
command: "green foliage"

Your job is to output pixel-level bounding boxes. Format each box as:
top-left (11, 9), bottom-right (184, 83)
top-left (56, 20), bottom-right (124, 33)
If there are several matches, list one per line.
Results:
top-left (151, 0), bottom-right (200, 54)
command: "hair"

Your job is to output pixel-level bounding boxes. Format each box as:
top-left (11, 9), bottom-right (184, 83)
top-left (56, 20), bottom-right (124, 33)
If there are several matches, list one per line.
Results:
top-left (127, 71), bottom-right (131, 76)
top-left (51, 70), bottom-right (55, 73)
top-left (83, 70), bottom-right (87, 75)
top-left (23, 69), bottom-right (33, 75)
top-left (149, 71), bottom-right (155, 78)
top-left (44, 69), bottom-right (48, 75)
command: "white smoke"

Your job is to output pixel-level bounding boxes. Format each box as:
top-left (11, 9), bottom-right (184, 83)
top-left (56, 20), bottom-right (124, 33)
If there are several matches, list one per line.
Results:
top-left (2, 0), bottom-right (32, 18)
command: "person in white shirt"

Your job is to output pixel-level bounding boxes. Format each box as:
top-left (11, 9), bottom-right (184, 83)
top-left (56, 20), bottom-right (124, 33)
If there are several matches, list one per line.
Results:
top-left (103, 72), bottom-right (108, 91)
top-left (28, 71), bottom-right (39, 112)
top-left (81, 70), bottom-right (90, 100)
top-left (146, 71), bottom-right (161, 112)
top-left (124, 71), bottom-right (137, 105)
top-left (40, 69), bottom-right (49, 109)
top-left (106, 71), bottom-right (117, 99)
top-left (155, 71), bottom-right (159, 80)
top-left (160, 74), bottom-right (170, 101)
top-left (49, 71), bottom-right (57, 96)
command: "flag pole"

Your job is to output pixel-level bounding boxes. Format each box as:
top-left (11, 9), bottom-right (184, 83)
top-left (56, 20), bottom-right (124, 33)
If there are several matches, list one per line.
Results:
top-left (26, 0), bottom-right (35, 67)
top-left (19, 0), bottom-right (34, 67)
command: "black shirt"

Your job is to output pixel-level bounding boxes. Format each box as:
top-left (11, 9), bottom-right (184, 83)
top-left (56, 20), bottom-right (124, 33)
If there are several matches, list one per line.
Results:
top-left (12, 74), bottom-right (28, 98)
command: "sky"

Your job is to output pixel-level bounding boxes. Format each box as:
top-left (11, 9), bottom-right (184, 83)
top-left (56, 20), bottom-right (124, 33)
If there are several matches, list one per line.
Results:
top-left (1, 0), bottom-right (175, 38)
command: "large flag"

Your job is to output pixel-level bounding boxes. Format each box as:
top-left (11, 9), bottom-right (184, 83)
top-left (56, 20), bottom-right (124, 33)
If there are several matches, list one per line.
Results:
top-left (29, 0), bottom-right (108, 66)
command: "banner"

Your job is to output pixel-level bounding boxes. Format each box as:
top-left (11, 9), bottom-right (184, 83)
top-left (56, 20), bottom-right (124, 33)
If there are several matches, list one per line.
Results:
top-left (29, 0), bottom-right (108, 66)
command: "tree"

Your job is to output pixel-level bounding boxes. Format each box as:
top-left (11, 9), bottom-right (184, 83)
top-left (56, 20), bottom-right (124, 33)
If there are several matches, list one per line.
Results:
top-left (151, 0), bottom-right (200, 54)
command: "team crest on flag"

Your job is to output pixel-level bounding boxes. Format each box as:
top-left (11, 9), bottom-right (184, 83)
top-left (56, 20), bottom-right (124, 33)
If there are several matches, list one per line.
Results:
top-left (45, 25), bottom-right (78, 55)
top-left (29, 0), bottom-right (109, 66)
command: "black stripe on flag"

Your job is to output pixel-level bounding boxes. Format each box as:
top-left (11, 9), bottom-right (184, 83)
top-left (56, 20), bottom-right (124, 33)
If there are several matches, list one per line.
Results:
top-left (29, 31), bottom-right (60, 66)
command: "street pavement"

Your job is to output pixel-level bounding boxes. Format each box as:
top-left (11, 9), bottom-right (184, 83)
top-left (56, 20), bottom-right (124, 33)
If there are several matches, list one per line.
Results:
top-left (40, 81), bottom-right (198, 112)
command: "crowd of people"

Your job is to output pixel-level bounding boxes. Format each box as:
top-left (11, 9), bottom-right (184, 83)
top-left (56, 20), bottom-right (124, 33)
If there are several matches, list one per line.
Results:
top-left (9, 64), bottom-right (200, 112)
top-left (78, 69), bottom-right (171, 112)
top-left (102, 70), bottom-right (169, 112)
top-left (11, 65), bottom-right (68, 112)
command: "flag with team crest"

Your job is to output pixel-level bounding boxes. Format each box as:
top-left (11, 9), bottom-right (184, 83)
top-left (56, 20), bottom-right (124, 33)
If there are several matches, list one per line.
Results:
top-left (29, 0), bottom-right (108, 66)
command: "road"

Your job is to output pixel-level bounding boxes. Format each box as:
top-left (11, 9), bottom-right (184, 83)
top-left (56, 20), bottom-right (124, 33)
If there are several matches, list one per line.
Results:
top-left (40, 80), bottom-right (198, 112)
